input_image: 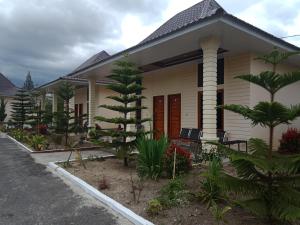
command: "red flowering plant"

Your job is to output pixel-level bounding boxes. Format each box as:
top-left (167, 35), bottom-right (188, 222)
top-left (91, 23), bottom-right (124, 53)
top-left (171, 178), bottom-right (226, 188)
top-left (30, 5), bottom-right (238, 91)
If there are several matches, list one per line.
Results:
top-left (165, 144), bottom-right (192, 177)
top-left (279, 128), bottom-right (300, 154)
top-left (38, 124), bottom-right (48, 135)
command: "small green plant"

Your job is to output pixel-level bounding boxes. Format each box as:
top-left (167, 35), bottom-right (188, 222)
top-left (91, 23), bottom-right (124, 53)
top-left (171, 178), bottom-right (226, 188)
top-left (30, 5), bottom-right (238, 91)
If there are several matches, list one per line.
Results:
top-left (10, 129), bottom-right (28, 142)
top-left (199, 157), bottom-right (225, 208)
top-left (28, 135), bottom-right (48, 151)
top-left (158, 178), bottom-right (191, 208)
top-left (146, 199), bottom-right (163, 216)
top-left (136, 135), bottom-right (169, 180)
top-left (209, 201), bottom-right (231, 225)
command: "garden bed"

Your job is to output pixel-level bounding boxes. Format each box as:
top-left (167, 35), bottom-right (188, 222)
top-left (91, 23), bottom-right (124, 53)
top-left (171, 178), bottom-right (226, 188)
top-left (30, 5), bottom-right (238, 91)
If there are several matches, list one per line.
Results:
top-left (62, 158), bottom-right (266, 225)
top-left (6, 130), bottom-right (101, 152)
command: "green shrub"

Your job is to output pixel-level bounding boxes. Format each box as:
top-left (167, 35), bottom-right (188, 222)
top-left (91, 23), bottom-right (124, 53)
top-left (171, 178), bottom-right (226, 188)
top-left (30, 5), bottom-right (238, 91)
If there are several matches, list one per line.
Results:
top-left (136, 135), bottom-right (169, 180)
top-left (146, 199), bottom-right (163, 216)
top-left (28, 135), bottom-right (48, 151)
top-left (199, 157), bottom-right (225, 208)
top-left (10, 129), bottom-right (28, 142)
top-left (158, 178), bottom-right (191, 208)
top-left (165, 144), bottom-right (192, 177)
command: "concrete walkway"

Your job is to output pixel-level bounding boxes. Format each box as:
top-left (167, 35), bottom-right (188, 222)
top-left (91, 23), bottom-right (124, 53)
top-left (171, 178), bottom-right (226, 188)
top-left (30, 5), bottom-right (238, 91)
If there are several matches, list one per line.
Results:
top-left (0, 138), bottom-right (132, 225)
top-left (32, 149), bottom-right (113, 165)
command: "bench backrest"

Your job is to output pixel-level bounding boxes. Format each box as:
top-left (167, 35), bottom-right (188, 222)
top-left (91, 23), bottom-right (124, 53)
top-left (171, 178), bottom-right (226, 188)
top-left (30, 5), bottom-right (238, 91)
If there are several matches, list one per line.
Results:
top-left (179, 128), bottom-right (191, 139)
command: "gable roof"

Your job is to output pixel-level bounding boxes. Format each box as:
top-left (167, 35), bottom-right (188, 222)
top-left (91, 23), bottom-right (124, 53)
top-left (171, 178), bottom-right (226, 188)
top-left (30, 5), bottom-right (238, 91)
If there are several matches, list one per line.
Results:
top-left (0, 73), bottom-right (17, 97)
top-left (72, 50), bottom-right (110, 73)
top-left (38, 0), bottom-right (300, 83)
top-left (141, 0), bottom-right (225, 44)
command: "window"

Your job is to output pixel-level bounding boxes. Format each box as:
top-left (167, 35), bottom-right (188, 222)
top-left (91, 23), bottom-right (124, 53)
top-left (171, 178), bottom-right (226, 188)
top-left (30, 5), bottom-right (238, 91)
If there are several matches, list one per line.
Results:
top-left (198, 58), bottom-right (224, 87)
top-left (198, 90), bottom-right (224, 131)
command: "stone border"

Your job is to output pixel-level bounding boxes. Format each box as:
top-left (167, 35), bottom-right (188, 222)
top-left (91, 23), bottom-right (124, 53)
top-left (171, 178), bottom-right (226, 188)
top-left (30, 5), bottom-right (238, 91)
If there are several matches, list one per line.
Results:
top-left (48, 161), bottom-right (154, 225)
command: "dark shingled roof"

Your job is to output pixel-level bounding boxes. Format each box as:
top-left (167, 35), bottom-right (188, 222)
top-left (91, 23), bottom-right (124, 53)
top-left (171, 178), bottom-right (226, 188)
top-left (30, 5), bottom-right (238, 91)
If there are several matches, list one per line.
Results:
top-left (0, 73), bottom-right (17, 97)
top-left (72, 50), bottom-right (110, 73)
top-left (141, 0), bottom-right (225, 44)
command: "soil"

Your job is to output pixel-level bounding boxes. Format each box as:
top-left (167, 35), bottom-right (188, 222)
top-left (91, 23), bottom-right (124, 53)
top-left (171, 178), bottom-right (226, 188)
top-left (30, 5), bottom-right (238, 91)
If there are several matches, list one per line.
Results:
top-left (64, 158), bottom-right (266, 225)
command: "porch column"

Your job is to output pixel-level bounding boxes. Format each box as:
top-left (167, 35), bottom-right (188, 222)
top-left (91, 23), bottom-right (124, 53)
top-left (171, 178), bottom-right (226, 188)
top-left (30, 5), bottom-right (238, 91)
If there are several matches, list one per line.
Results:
top-left (52, 92), bottom-right (58, 113)
top-left (88, 78), bottom-right (96, 128)
top-left (69, 95), bottom-right (75, 124)
top-left (201, 37), bottom-right (220, 141)
top-left (40, 93), bottom-right (46, 111)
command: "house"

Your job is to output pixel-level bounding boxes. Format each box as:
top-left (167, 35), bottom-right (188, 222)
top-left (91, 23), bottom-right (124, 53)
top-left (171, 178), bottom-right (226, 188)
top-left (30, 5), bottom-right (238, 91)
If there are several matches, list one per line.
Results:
top-left (39, 50), bottom-right (120, 129)
top-left (0, 73), bottom-right (18, 122)
top-left (40, 0), bottom-right (300, 147)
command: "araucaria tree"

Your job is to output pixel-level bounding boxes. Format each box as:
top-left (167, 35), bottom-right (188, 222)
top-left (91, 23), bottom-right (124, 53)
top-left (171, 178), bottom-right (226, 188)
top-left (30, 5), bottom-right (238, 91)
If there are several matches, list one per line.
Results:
top-left (28, 90), bottom-right (45, 134)
top-left (0, 98), bottom-right (7, 123)
top-left (11, 89), bottom-right (32, 129)
top-left (53, 82), bottom-right (75, 146)
top-left (216, 49), bottom-right (300, 224)
top-left (96, 58), bottom-right (149, 166)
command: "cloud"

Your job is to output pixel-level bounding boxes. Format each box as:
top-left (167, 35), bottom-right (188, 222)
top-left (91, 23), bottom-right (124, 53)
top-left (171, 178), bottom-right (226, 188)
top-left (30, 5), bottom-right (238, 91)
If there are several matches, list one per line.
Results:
top-left (0, 0), bottom-right (168, 86)
top-left (236, 0), bottom-right (300, 46)
top-left (0, 0), bottom-right (299, 87)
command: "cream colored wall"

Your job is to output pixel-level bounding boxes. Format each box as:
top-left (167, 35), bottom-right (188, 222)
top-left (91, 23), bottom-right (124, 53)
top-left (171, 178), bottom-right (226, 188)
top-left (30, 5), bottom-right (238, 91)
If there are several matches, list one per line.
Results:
top-left (250, 55), bottom-right (300, 147)
top-left (74, 87), bottom-right (88, 114)
top-left (142, 53), bottom-right (253, 141)
top-left (224, 53), bottom-right (252, 141)
top-left (142, 62), bottom-right (199, 134)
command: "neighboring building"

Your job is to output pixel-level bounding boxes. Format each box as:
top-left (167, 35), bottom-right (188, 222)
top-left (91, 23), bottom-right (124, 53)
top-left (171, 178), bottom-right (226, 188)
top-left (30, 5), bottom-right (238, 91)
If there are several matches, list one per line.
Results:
top-left (39, 51), bottom-right (120, 129)
top-left (39, 0), bottom-right (300, 147)
top-left (0, 73), bottom-right (17, 122)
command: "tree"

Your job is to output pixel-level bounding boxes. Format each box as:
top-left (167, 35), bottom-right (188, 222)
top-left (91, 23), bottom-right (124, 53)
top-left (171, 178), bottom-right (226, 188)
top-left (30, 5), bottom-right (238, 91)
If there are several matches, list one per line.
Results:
top-left (0, 98), bottom-right (7, 123)
top-left (216, 49), bottom-right (300, 224)
top-left (23, 71), bottom-right (34, 91)
top-left (53, 82), bottom-right (75, 146)
top-left (95, 58), bottom-right (150, 166)
top-left (27, 90), bottom-right (45, 134)
top-left (11, 89), bottom-right (32, 129)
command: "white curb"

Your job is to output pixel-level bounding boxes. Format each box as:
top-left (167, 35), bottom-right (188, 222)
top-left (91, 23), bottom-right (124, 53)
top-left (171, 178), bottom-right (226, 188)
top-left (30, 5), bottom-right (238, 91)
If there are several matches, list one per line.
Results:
top-left (6, 133), bottom-right (34, 153)
top-left (48, 162), bottom-right (154, 225)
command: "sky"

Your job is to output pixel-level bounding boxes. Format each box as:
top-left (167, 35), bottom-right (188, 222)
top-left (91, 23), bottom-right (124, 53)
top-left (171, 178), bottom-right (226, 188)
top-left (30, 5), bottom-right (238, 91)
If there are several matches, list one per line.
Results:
top-left (0, 0), bottom-right (300, 87)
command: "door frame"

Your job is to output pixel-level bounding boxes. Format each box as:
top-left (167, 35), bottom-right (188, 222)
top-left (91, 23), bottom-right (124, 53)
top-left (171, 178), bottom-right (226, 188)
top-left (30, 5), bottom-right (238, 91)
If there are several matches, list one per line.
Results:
top-left (153, 95), bottom-right (165, 139)
top-left (168, 94), bottom-right (181, 138)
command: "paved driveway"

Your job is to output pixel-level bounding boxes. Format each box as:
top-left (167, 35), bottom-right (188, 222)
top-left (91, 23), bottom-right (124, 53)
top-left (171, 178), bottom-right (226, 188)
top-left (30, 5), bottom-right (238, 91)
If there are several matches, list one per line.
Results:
top-left (0, 138), bottom-right (131, 225)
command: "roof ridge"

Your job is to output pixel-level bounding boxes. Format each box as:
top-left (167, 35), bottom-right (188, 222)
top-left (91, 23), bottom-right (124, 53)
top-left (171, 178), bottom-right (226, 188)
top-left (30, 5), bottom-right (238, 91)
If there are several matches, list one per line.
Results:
top-left (140, 0), bottom-right (226, 44)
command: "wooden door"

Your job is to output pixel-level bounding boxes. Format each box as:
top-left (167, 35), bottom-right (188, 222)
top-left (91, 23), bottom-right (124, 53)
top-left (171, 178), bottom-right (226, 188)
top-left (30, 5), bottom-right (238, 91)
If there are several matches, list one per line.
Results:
top-left (168, 94), bottom-right (181, 139)
top-left (153, 96), bottom-right (164, 139)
